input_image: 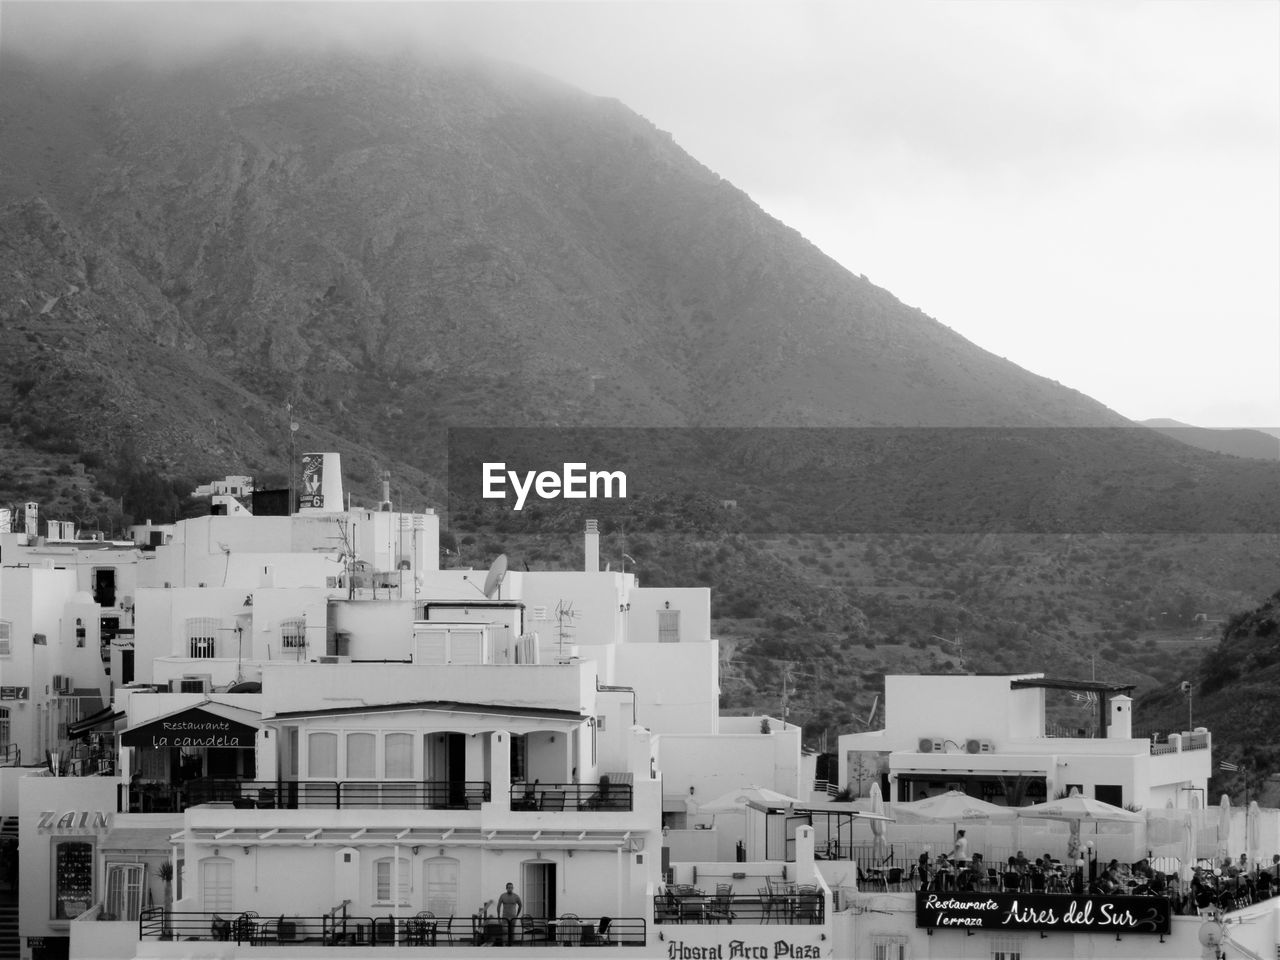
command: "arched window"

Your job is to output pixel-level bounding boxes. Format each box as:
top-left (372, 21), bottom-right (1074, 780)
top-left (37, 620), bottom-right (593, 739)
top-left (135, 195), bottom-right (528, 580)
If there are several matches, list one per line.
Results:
top-left (423, 857), bottom-right (459, 917)
top-left (308, 732), bottom-right (338, 778)
top-left (373, 857), bottom-right (411, 904)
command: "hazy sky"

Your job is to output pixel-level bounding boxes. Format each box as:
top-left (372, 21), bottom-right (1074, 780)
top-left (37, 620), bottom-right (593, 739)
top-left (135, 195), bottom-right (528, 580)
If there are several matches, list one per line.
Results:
top-left (6, 1), bottom-right (1278, 428)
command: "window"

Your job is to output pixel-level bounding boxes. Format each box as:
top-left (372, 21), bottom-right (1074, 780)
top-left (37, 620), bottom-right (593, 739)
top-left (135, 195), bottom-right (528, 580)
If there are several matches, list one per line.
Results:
top-left (992, 938), bottom-right (1022, 960)
top-left (658, 609), bottom-right (680, 643)
top-left (0, 620), bottom-right (13, 656)
top-left (532, 605), bottom-right (548, 621)
top-left (0, 708), bottom-right (9, 757)
top-left (186, 617), bottom-right (219, 658)
top-left (425, 858), bottom-right (459, 917)
top-left (872, 937), bottom-right (908, 960)
top-left (280, 618), bottom-right (306, 648)
top-left (385, 733), bottom-right (413, 779)
top-left (105, 863), bottom-right (145, 921)
top-left (1095, 784), bottom-right (1123, 807)
top-left (347, 733), bottom-right (375, 779)
top-left (52, 840), bottom-right (94, 919)
top-left (374, 857), bottom-right (411, 904)
top-left (308, 732), bottom-right (338, 778)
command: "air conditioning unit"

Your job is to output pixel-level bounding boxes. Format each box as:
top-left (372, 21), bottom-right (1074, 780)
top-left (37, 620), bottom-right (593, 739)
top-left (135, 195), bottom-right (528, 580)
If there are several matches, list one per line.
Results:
top-left (918, 738), bottom-right (943, 753)
top-left (966, 739), bottom-right (996, 754)
top-left (171, 675), bottom-right (211, 694)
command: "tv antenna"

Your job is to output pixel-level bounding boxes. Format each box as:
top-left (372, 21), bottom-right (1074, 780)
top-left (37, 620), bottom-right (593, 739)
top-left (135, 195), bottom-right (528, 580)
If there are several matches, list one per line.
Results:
top-left (554, 600), bottom-right (579, 658)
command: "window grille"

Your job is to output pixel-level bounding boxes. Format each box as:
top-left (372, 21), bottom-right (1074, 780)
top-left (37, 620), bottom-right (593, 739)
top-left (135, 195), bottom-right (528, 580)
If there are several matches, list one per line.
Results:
top-left (280, 617), bottom-right (306, 648)
top-left (186, 618), bottom-right (219, 658)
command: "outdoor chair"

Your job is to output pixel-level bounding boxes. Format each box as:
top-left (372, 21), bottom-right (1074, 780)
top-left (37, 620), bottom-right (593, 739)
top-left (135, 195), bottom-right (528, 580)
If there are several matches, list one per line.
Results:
top-left (706, 890), bottom-right (735, 924)
top-left (519, 916), bottom-right (550, 943)
top-left (541, 792), bottom-right (567, 812)
top-left (1002, 872), bottom-right (1023, 892)
top-left (858, 867), bottom-right (886, 891)
top-left (210, 915), bottom-right (230, 941)
top-left (581, 917), bottom-right (613, 944)
top-left (886, 867), bottom-right (905, 890)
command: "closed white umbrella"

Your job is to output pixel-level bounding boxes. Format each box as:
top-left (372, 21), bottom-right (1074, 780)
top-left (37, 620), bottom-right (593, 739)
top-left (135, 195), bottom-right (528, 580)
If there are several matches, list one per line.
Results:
top-left (1247, 800), bottom-right (1261, 869)
top-left (869, 782), bottom-right (889, 862)
top-left (1218, 793), bottom-right (1232, 865)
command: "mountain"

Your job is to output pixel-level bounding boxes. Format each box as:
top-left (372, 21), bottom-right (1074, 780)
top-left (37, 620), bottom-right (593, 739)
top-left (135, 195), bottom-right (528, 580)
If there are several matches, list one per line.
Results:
top-left (0, 47), bottom-right (1132, 494)
top-left (1142, 420), bottom-right (1280, 461)
top-left (4, 44), bottom-right (1280, 751)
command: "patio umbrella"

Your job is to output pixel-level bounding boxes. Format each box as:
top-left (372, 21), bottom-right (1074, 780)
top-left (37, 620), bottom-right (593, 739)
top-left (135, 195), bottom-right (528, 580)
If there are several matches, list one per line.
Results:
top-left (1217, 793), bottom-right (1232, 865)
top-left (698, 785), bottom-right (799, 814)
top-left (891, 790), bottom-right (1016, 825)
top-left (869, 783), bottom-right (889, 862)
top-left (1014, 794), bottom-right (1144, 823)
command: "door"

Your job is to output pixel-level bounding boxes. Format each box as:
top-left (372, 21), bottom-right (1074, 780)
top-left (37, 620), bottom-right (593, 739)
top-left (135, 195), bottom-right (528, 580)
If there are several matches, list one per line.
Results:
top-left (200, 858), bottom-right (233, 914)
top-left (448, 733), bottom-right (467, 807)
top-left (521, 861), bottom-right (556, 920)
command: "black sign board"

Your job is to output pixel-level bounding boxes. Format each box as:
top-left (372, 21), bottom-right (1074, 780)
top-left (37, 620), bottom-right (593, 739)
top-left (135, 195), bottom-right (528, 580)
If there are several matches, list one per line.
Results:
top-left (916, 890), bottom-right (1170, 935)
top-left (1, 686), bottom-right (29, 700)
top-left (121, 706), bottom-right (257, 749)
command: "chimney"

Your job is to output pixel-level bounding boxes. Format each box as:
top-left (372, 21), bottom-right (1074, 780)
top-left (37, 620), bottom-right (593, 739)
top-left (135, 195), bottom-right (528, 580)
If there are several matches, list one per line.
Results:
top-left (1108, 695), bottom-right (1133, 739)
top-left (380, 471), bottom-right (392, 512)
top-left (584, 519), bottom-right (600, 573)
top-left (298, 452), bottom-right (345, 514)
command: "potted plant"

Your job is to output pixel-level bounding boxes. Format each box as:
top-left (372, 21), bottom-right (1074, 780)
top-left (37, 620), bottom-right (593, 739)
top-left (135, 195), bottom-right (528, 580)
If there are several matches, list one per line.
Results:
top-left (157, 862), bottom-right (174, 939)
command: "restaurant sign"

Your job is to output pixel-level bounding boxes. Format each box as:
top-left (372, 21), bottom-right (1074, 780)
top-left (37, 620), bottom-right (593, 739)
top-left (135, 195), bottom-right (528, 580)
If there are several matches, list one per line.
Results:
top-left (121, 706), bottom-right (257, 749)
top-left (665, 941), bottom-right (820, 959)
top-left (0, 686), bottom-right (29, 700)
top-left (916, 890), bottom-right (1170, 935)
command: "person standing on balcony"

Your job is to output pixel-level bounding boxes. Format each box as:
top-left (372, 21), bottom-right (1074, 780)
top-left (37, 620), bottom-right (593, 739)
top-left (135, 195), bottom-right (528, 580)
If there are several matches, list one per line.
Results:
top-left (497, 882), bottom-right (523, 945)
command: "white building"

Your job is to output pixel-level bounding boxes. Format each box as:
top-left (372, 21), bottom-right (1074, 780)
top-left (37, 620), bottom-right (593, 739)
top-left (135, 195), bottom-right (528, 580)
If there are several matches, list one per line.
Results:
top-left (14, 454), bottom-right (825, 960)
top-left (839, 674), bottom-right (1212, 811)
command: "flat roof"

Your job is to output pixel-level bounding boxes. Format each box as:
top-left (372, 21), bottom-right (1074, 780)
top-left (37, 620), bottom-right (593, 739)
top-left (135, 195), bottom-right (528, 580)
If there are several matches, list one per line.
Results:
top-left (1009, 678), bottom-right (1136, 695)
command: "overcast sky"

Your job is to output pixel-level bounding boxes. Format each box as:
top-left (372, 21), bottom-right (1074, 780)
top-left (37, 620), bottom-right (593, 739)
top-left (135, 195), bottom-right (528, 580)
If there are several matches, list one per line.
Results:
top-left (6, 1), bottom-right (1278, 428)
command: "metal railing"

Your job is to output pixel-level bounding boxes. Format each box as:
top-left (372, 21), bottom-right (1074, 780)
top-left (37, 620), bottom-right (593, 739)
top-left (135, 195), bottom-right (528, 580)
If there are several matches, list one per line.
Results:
top-left (139, 909), bottom-right (647, 946)
top-left (119, 779), bottom-right (491, 813)
top-left (509, 782), bottom-right (633, 812)
top-left (653, 894), bottom-right (824, 925)
top-left (0, 744), bottom-right (19, 766)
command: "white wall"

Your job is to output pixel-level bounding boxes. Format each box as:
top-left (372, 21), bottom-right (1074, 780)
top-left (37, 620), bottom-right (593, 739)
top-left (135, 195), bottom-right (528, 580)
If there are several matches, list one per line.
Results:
top-left (627, 587), bottom-right (710, 646)
top-left (615, 641), bottom-right (718, 736)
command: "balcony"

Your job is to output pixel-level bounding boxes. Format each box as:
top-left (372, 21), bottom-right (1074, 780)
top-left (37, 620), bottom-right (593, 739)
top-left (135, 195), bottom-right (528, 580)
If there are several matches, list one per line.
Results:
top-left (509, 780), bottom-right (633, 812)
top-left (140, 909), bottom-right (647, 947)
top-left (118, 779), bottom-right (491, 813)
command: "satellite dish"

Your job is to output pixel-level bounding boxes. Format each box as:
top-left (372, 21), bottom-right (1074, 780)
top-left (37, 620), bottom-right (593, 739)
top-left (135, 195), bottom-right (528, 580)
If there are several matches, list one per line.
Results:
top-left (482, 554), bottom-right (508, 599)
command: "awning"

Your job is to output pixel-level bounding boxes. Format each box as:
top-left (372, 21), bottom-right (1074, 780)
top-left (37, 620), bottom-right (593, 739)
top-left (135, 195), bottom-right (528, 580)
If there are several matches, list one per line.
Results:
top-left (99, 826), bottom-right (181, 852)
top-left (122, 702), bottom-right (259, 749)
top-left (68, 706), bottom-right (125, 740)
top-left (180, 825), bottom-right (641, 852)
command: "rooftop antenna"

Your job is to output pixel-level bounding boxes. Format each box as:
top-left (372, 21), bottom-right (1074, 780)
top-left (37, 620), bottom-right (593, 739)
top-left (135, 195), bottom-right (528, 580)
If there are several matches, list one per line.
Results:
top-left (482, 554), bottom-right (508, 599)
top-left (554, 599), bottom-right (578, 659)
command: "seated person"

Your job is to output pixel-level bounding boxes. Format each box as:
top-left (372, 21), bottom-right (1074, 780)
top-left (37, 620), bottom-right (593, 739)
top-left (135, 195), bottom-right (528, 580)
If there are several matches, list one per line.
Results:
top-left (1014, 851), bottom-right (1029, 873)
